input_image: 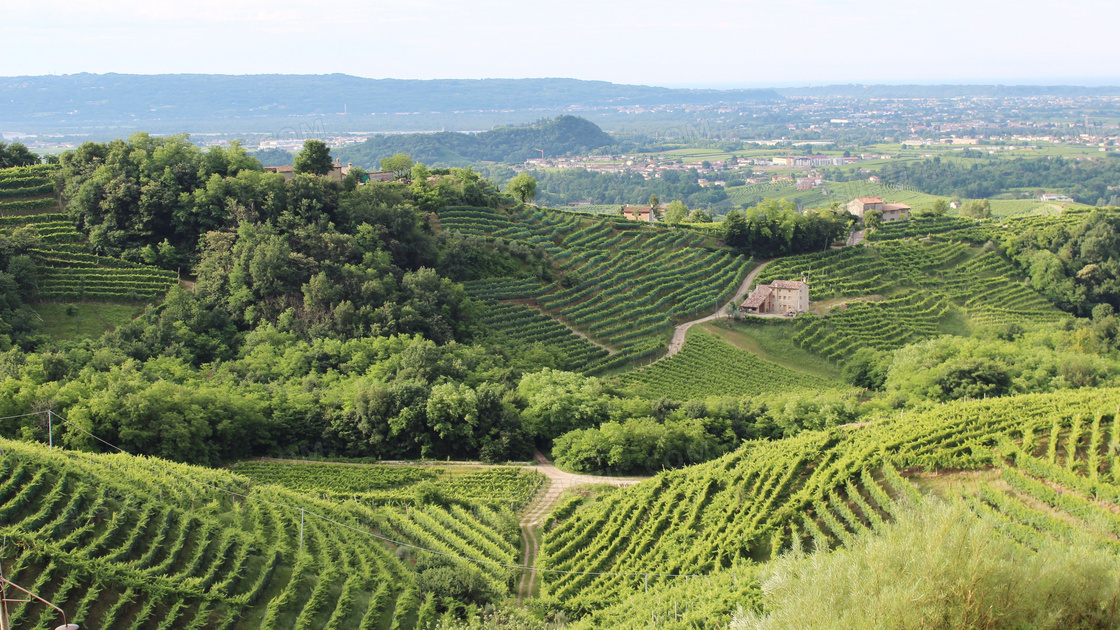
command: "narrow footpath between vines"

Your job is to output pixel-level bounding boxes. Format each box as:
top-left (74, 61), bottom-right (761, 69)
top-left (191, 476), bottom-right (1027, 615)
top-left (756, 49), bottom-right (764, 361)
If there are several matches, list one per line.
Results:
top-left (516, 451), bottom-right (646, 602)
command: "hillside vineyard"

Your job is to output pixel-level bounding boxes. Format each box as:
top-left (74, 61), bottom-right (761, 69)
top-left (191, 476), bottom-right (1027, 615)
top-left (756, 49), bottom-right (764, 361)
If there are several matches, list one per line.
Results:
top-left (1, 125), bottom-right (1120, 629)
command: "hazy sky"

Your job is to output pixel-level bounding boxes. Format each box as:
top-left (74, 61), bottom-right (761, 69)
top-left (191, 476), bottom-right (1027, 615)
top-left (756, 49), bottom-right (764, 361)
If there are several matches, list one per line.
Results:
top-left (4, 0), bottom-right (1120, 86)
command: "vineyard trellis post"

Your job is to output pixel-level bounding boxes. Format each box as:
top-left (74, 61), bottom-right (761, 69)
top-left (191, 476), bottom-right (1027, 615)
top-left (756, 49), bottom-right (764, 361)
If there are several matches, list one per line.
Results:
top-left (299, 508), bottom-right (305, 552)
top-left (47, 409), bottom-right (52, 451)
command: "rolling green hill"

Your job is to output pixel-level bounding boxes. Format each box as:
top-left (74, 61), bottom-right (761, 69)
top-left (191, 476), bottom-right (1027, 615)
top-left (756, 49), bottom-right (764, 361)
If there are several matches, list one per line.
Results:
top-left (749, 215), bottom-right (1095, 363)
top-left (4, 138), bottom-right (1120, 630)
top-left (335, 116), bottom-right (615, 169)
top-left (0, 165), bottom-right (176, 306)
top-left (7, 389), bottom-right (1120, 627)
top-left (448, 204), bottom-right (751, 372)
top-left (538, 387), bottom-right (1120, 617)
top-left (0, 438), bottom-right (536, 629)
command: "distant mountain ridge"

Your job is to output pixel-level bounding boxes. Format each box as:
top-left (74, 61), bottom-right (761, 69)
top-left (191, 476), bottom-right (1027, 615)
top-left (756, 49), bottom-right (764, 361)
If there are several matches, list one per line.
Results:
top-left (0, 73), bottom-right (781, 130)
top-left (6, 74), bottom-right (1117, 138)
top-left (333, 115), bottom-right (614, 168)
top-left (776, 84), bottom-right (1120, 98)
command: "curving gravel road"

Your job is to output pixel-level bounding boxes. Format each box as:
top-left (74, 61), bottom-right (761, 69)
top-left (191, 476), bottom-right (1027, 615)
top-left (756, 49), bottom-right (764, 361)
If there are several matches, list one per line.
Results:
top-left (659, 259), bottom-right (772, 361)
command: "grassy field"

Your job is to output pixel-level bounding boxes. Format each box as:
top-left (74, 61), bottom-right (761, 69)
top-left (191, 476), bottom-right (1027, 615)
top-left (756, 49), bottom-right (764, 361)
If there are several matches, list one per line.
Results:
top-left (32, 302), bottom-right (144, 340)
top-left (726, 179), bottom-right (943, 210)
top-left (652, 147), bottom-right (734, 162)
top-left (986, 199), bottom-right (1055, 218)
top-left (702, 320), bottom-right (845, 382)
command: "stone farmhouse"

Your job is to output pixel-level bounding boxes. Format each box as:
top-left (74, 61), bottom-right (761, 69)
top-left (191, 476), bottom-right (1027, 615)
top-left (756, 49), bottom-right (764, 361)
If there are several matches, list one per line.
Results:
top-left (622, 205), bottom-right (661, 222)
top-left (740, 279), bottom-right (809, 315)
top-left (847, 197), bottom-right (911, 222)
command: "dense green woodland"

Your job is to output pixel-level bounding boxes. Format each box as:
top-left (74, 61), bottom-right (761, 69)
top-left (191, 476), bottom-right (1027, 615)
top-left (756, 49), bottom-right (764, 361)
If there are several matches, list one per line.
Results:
top-left (1, 136), bottom-right (563, 463)
top-left (335, 115), bottom-right (615, 169)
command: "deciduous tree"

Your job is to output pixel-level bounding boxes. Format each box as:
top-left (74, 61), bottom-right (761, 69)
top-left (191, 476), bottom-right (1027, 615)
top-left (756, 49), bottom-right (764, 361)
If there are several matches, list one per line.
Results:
top-left (507, 173), bottom-right (538, 204)
top-left (293, 139), bottom-right (334, 176)
top-left (664, 200), bottom-right (689, 224)
top-left (380, 153), bottom-right (414, 180)
top-left (864, 209), bottom-right (883, 230)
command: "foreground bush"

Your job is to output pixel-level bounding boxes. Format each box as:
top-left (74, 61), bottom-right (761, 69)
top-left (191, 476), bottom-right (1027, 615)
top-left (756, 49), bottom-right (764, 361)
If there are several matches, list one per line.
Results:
top-left (734, 499), bottom-right (1120, 630)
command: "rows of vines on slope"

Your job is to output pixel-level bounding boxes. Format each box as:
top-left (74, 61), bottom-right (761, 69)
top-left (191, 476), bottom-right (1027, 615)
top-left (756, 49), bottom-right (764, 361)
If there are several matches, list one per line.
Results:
top-left (233, 460), bottom-right (544, 509)
top-left (614, 329), bottom-right (842, 400)
top-left (0, 440), bottom-right (531, 629)
top-left (475, 301), bottom-right (610, 373)
top-left (438, 204), bottom-right (751, 370)
top-left (0, 167), bottom-right (177, 303)
top-left (752, 236), bottom-right (1066, 363)
top-left (537, 388), bottom-right (1120, 614)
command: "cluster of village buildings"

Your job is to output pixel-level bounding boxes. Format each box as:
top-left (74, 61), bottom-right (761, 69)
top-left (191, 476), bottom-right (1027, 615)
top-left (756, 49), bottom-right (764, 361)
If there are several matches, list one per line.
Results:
top-left (522, 155), bottom-right (745, 179)
top-left (520, 152), bottom-right (886, 180)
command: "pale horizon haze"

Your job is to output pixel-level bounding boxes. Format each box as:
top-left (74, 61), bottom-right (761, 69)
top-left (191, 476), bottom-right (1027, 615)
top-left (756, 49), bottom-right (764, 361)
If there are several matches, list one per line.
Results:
top-left (3, 0), bottom-right (1120, 87)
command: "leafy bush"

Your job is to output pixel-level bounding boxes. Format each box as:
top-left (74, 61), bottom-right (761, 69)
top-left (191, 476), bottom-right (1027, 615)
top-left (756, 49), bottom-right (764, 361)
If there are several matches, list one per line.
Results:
top-left (733, 499), bottom-right (1120, 630)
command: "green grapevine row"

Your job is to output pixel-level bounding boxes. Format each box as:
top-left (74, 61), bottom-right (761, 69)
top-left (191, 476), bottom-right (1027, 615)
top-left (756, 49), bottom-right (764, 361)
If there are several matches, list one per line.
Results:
top-left (538, 387), bottom-right (1120, 615)
top-left (614, 329), bottom-right (843, 400)
top-left (0, 438), bottom-right (534, 629)
top-left (436, 204), bottom-right (750, 365)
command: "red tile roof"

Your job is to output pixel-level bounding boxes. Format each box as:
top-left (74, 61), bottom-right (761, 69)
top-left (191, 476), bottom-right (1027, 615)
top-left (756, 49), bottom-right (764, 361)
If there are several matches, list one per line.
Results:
top-left (742, 287), bottom-right (771, 309)
top-left (853, 197), bottom-right (882, 203)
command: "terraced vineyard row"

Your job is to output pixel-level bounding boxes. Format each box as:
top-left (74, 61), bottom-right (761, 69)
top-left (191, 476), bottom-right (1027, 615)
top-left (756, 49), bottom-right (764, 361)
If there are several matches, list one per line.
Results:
top-left (233, 460), bottom-right (545, 509)
top-left (0, 165), bottom-right (59, 216)
top-left (791, 291), bottom-right (953, 361)
top-left (948, 410), bottom-right (1120, 557)
top-left (755, 240), bottom-right (969, 301)
top-left (478, 301), bottom-right (611, 373)
top-left (868, 215), bottom-right (1000, 241)
top-left (754, 236), bottom-right (1064, 362)
top-left (538, 387), bottom-right (1120, 616)
top-left (441, 204), bottom-right (751, 368)
top-left (869, 208), bottom-right (1104, 243)
top-left (0, 439), bottom-right (526, 629)
top-left (937, 251), bottom-right (1064, 325)
top-left (0, 165), bottom-right (177, 303)
top-left (462, 277), bottom-right (547, 301)
top-left (614, 329), bottom-right (842, 400)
